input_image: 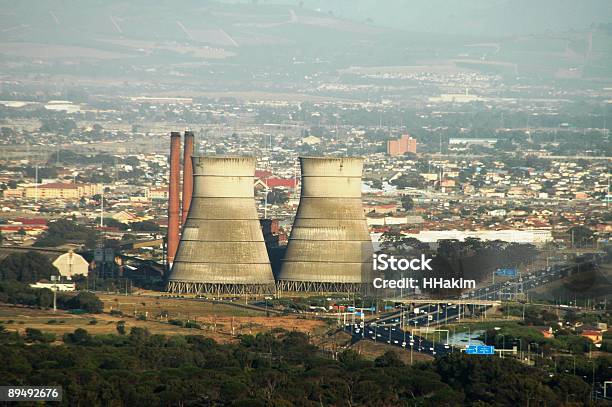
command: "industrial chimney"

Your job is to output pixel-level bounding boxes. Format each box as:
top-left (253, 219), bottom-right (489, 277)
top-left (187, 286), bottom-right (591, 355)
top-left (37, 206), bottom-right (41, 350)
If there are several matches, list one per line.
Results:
top-left (167, 156), bottom-right (276, 295)
top-left (277, 157), bottom-right (373, 293)
top-left (181, 131), bottom-right (194, 225)
top-left (167, 132), bottom-right (181, 266)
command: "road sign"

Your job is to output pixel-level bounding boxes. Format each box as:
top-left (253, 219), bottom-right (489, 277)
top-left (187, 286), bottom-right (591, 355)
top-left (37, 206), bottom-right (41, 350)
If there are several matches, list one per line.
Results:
top-left (495, 268), bottom-right (517, 277)
top-left (496, 268), bottom-right (517, 277)
top-left (465, 345), bottom-right (495, 355)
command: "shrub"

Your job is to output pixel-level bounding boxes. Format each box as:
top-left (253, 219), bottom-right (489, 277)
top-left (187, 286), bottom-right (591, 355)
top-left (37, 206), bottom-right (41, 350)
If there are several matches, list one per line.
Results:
top-left (184, 321), bottom-right (201, 329)
top-left (25, 328), bottom-right (55, 343)
top-left (116, 321), bottom-right (126, 335)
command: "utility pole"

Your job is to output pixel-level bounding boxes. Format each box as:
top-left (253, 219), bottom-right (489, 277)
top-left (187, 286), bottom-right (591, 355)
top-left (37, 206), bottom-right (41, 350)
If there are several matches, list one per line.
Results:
top-left (34, 164), bottom-right (38, 203)
top-left (264, 181), bottom-right (269, 219)
top-left (51, 275), bottom-right (58, 312)
top-left (100, 187), bottom-right (104, 228)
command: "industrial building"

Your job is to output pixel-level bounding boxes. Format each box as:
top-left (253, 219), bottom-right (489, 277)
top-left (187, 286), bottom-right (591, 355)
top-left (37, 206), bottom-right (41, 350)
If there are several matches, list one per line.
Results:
top-left (162, 132), bottom-right (375, 295)
top-left (277, 157), bottom-right (374, 293)
top-left (52, 250), bottom-right (89, 279)
top-left (166, 156), bottom-right (276, 295)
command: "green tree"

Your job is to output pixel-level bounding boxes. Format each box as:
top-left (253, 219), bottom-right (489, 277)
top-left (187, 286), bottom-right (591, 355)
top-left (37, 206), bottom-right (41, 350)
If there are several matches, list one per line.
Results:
top-left (567, 226), bottom-right (593, 247)
top-left (25, 327), bottom-right (55, 343)
top-left (374, 351), bottom-right (405, 367)
top-left (266, 189), bottom-right (289, 205)
top-left (130, 221), bottom-right (160, 232)
top-left (129, 327), bottom-right (150, 342)
top-left (116, 321), bottom-right (126, 335)
top-left (65, 292), bottom-right (104, 313)
top-left (0, 251), bottom-right (58, 282)
top-left (400, 195), bottom-right (414, 211)
top-left (63, 328), bottom-right (91, 344)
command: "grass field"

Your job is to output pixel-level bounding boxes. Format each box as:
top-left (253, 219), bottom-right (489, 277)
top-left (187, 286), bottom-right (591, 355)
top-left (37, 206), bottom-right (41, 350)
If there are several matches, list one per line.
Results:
top-left (0, 292), bottom-right (328, 343)
top-left (0, 304), bottom-right (228, 340)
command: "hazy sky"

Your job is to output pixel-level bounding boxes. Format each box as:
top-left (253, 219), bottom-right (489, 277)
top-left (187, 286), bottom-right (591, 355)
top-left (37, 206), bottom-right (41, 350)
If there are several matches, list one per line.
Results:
top-left (250, 0), bottom-right (612, 36)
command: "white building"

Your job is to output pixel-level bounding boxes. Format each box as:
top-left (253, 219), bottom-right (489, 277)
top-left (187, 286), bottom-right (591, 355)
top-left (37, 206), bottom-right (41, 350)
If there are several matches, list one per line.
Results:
top-left (371, 229), bottom-right (553, 246)
top-left (52, 250), bottom-right (89, 279)
top-left (30, 281), bottom-right (76, 291)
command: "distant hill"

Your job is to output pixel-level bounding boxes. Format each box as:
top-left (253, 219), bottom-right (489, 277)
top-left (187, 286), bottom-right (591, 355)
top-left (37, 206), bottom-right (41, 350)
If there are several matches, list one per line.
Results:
top-left (0, 0), bottom-right (610, 83)
top-left (264, 0), bottom-right (612, 37)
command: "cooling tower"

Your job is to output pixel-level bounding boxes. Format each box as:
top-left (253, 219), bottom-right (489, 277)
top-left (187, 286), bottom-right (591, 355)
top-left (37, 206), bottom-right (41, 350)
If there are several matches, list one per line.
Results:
top-left (167, 156), bottom-right (276, 295)
top-left (167, 132), bottom-right (181, 265)
top-left (278, 157), bottom-right (374, 293)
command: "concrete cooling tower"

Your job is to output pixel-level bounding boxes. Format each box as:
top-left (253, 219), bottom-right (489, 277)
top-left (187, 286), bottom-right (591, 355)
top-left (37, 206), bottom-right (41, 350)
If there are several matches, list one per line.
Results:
top-left (277, 157), bottom-right (374, 293)
top-left (167, 156), bottom-right (276, 295)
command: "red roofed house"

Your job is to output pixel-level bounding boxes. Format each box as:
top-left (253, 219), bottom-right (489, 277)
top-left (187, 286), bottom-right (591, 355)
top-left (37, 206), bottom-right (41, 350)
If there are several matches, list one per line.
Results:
top-left (540, 327), bottom-right (554, 338)
top-left (581, 330), bottom-right (603, 344)
top-left (15, 218), bottom-right (47, 226)
top-left (254, 178), bottom-right (297, 190)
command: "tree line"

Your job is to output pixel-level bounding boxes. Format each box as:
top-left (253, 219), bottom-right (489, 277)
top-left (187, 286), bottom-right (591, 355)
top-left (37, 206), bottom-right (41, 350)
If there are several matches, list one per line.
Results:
top-left (0, 327), bottom-right (594, 406)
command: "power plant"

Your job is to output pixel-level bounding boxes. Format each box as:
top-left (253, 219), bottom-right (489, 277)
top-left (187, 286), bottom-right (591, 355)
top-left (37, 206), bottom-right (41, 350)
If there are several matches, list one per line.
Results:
top-left (164, 132), bottom-right (374, 296)
top-left (166, 156), bottom-right (276, 295)
top-left (277, 157), bottom-right (374, 293)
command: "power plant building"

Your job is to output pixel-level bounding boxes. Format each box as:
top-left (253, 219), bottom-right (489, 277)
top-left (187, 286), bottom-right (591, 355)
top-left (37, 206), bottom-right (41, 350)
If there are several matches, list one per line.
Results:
top-left (277, 157), bottom-right (374, 293)
top-left (167, 156), bottom-right (276, 295)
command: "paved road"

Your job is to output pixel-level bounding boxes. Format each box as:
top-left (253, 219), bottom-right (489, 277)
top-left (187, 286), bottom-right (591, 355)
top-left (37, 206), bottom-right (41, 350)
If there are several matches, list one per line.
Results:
top-left (345, 257), bottom-right (602, 358)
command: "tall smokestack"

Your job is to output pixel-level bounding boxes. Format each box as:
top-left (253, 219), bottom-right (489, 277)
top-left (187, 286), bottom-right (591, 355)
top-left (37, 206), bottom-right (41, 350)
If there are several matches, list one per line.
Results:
top-left (181, 131), bottom-right (194, 225)
top-left (167, 132), bottom-right (181, 265)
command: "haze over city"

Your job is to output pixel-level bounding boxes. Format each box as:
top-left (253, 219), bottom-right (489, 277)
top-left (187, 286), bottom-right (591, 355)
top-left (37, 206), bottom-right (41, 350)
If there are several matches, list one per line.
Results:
top-left (0, 1), bottom-right (610, 405)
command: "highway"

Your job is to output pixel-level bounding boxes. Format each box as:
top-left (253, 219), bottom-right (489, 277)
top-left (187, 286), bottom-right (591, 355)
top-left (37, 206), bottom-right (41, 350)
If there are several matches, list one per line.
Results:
top-left (344, 257), bottom-right (602, 358)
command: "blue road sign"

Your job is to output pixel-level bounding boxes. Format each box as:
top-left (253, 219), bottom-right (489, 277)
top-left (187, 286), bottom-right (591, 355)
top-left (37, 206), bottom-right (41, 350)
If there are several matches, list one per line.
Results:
top-left (465, 345), bottom-right (495, 355)
top-left (495, 268), bottom-right (517, 277)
